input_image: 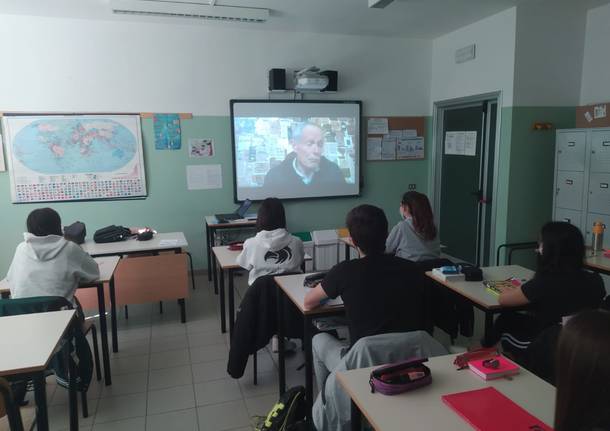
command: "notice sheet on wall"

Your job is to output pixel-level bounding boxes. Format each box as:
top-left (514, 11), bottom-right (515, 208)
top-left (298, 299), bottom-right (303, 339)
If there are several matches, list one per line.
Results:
top-left (366, 137), bottom-right (382, 161)
top-left (187, 164), bottom-right (222, 190)
top-left (0, 133), bottom-right (5, 171)
top-left (445, 131), bottom-right (477, 156)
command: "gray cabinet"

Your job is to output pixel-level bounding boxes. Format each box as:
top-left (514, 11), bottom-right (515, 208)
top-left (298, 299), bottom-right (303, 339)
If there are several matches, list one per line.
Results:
top-left (554, 128), bottom-right (610, 241)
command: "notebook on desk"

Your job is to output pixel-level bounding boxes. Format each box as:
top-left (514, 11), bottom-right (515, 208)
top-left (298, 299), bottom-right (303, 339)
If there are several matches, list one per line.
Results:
top-left (215, 199), bottom-right (253, 223)
top-left (442, 387), bottom-right (553, 431)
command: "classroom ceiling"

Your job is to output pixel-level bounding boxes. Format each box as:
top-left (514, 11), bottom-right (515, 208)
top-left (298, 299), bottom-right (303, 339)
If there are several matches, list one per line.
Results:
top-left (0, 0), bottom-right (608, 38)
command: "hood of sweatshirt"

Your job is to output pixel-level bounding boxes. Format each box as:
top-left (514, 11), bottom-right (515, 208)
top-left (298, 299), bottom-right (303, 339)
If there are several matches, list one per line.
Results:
top-left (255, 228), bottom-right (292, 251)
top-left (23, 233), bottom-right (69, 261)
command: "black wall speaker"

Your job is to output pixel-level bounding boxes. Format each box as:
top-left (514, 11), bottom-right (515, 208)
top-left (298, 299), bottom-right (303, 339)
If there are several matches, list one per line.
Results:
top-left (268, 68), bottom-right (286, 91)
top-left (320, 70), bottom-right (338, 92)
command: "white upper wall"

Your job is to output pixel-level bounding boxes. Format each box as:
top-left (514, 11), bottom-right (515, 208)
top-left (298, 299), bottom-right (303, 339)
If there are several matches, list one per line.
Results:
top-left (581, 2), bottom-right (610, 105)
top-left (430, 8), bottom-right (516, 108)
top-left (0, 14), bottom-right (432, 116)
top-left (513, 0), bottom-right (587, 106)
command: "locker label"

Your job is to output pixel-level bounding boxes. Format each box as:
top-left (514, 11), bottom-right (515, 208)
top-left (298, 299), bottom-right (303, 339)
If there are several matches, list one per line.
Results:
top-left (603, 141), bottom-right (610, 147)
top-left (568, 141), bottom-right (576, 147)
top-left (565, 179), bottom-right (573, 185)
top-left (600, 183), bottom-right (608, 189)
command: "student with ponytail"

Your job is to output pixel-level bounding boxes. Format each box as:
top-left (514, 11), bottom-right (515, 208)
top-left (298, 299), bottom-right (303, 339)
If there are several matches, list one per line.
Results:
top-left (385, 191), bottom-right (440, 262)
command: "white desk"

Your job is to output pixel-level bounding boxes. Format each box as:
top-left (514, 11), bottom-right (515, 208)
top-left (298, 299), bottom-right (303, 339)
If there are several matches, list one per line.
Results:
top-left (204, 216), bottom-right (257, 289)
top-left (212, 246), bottom-right (312, 335)
top-left (584, 251), bottom-right (610, 276)
top-left (82, 232), bottom-right (188, 256)
top-left (274, 273), bottom-right (344, 426)
top-left (0, 310), bottom-right (78, 431)
top-left (426, 265), bottom-right (534, 339)
top-left (83, 232), bottom-right (192, 349)
top-left (1, 256), bottom-right (119, 385)
top-left (337, 354), bottom-right (555, 431)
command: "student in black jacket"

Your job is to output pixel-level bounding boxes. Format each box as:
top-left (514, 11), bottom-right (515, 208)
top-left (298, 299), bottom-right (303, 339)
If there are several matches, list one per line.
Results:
top-left (484, 222), bottom-right (605, 359)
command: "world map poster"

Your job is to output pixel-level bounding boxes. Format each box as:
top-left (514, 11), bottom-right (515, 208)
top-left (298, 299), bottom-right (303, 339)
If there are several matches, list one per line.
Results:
top-left (2, 114), bottom-right (147, 203)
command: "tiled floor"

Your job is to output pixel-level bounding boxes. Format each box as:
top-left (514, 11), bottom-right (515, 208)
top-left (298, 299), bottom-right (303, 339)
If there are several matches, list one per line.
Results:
top-left (42, 272), bottom-right (309, 431)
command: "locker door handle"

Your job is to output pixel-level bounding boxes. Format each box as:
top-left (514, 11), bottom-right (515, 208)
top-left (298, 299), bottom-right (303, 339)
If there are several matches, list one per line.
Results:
top-left (568, 141), bottom-right (576, 146)
top-left (603, 141), bottom-right (610, 146)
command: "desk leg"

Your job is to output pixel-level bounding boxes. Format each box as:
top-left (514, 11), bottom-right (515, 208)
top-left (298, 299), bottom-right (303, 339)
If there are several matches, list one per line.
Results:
top-left (350, 400), bottom-right (362, 431)
top-left (206, 223), bottom-right (212, 282)
top-left (228, 269), bottom-right (235, 338)
top-left (277, 288), bottom-right (286, 395)
top-left (97, 282), bottom-right (112, 385)
top-left (65, 327), bottom-right (79, 431)
top-left (304, 316), bottom-right (314, 427)
top-left (33, 372), bottom-right (49, 431)
top-left (109, 276), bottom-right (118, 353)
top-left (219, 264), bottom-right (226, 334)
top-left (345, 243), bottom-right (350, 262)
top-left (188, 252), bottom-right (196, 290)
top-left (179, 298), bottom-right (186, 323)
top-left (484, 312), bottom-right (494, 344)
top-left (212, 243), bottom-right (219, 295)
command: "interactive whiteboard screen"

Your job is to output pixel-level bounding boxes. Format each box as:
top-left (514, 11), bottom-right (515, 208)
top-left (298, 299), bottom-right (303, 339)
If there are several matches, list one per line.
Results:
top-left (231, 100), bottom-right (361, 201)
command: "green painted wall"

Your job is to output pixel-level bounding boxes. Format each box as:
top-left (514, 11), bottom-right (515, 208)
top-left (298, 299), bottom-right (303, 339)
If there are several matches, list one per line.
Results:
top-left (503, 107), bottom-right (576, 268)
top-left (0, 116), bottom-right (430, 275)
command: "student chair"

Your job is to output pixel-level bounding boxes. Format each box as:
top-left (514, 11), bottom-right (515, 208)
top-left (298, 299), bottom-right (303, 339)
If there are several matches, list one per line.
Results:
top-left (0, 296), bottom-right (97, 419)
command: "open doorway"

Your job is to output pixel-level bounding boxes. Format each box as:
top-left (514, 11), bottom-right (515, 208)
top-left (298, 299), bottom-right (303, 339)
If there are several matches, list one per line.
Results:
top-left (431, 93), bottom-right (501, 266)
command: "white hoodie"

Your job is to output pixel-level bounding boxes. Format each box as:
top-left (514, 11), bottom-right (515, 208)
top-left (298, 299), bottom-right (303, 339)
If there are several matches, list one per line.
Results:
top-left (5, 233), bottom-right (100, 304)
top-left (236, 228), bottom-right (304, 286)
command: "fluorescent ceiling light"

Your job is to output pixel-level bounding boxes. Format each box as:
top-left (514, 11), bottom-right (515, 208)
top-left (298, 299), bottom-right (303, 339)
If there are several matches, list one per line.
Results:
top-left (110, 0), bottom-right (269, 23)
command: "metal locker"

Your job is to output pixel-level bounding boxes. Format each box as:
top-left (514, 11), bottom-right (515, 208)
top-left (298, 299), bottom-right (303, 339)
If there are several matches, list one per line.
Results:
top-left (590, 130), bottom-right (610, 173)
top-left (556, 131), bottom-right (587, 171)
top-left (588, 173), bottom-right (610, 215)
top-left (585, 213), bottom-right (610, 250)
top-left (555, 171), bottom-right (585, 210)
top-left (554, 208), bottom-right (582, 228)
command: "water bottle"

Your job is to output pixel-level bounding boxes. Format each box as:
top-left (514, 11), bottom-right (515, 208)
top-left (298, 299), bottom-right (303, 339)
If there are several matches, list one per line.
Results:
top-left (592, 221), bottom-right (605, 254)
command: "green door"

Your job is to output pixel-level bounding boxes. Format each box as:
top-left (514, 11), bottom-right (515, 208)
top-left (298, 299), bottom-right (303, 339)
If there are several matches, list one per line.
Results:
top-left (439, 104), bottom-right (486, 265)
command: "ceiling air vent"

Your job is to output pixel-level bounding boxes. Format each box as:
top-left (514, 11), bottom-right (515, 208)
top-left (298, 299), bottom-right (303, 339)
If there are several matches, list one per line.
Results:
top-left (110, 0), bottom-right (269, 23)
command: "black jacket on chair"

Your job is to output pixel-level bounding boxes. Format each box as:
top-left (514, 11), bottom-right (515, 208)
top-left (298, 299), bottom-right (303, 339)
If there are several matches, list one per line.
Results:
top-left (227, 274), bottom-right (303, 379)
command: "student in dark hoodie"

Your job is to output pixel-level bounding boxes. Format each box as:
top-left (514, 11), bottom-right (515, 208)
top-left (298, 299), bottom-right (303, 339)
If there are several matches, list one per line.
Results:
top-left (5, 208), bottom-right (99, 306)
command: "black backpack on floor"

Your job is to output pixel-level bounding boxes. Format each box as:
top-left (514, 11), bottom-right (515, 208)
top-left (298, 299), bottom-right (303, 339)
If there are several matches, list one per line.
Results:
top-left (254, 386), bottom-right (306, 431)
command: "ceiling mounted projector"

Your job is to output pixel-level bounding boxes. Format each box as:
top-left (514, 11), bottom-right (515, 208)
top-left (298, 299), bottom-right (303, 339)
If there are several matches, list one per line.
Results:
top-left (110, 0), bottom-right (269, 23)
top-left (294, 67), bottom-right (329, 91)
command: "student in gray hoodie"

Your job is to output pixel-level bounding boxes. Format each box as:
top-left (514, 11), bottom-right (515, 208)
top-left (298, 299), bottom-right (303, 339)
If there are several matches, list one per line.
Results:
top-left (385, 191), bottom-right (440, 262)
top-left (237, 198), bottom-right (304, 286)
top-left (5, 208), bottom-right (99, 307)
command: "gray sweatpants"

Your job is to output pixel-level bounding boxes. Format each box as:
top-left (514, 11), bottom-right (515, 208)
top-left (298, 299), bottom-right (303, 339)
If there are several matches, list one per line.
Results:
top-left (312, 333), bottom-right (349, 393)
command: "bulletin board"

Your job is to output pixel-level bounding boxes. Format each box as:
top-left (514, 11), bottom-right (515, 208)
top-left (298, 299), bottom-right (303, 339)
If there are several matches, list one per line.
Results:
top-left (366, 116), bottom-right (425, 161)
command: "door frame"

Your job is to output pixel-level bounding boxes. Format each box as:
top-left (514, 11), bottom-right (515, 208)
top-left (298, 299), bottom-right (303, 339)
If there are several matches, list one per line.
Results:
top-left (429, 91), bottom-right (502, 265)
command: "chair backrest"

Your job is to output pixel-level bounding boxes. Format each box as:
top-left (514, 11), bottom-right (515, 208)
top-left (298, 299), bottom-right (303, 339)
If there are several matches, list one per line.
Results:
top-left (0, 296), bottom-right (71, 317)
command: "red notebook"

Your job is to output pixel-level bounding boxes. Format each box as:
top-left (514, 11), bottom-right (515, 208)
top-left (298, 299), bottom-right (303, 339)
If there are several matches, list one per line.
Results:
top-left (468, 356), bottom-right (520, 380)
top-left (442, 387), bottom-right (553, 431)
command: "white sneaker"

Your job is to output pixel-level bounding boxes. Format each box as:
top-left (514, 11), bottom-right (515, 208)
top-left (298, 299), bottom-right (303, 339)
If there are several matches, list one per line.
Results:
top-left (271, 335), bottom-right (297, 353)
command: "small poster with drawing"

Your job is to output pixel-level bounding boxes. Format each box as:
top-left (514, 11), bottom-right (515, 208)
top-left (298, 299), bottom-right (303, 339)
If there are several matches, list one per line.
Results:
top-left (189, 138), bottom-right (215, 158)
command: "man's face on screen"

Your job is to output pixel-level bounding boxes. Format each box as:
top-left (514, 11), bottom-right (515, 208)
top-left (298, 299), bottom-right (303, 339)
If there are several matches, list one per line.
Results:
top-left (294, 125), bottom-right (324, 173)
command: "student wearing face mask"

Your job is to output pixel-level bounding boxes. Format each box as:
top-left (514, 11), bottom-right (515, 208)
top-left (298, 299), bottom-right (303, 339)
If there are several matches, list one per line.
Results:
top-left (385, 191), bottom-right (440, 262)
top-left (483, 222), bottom-right (605, 361)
